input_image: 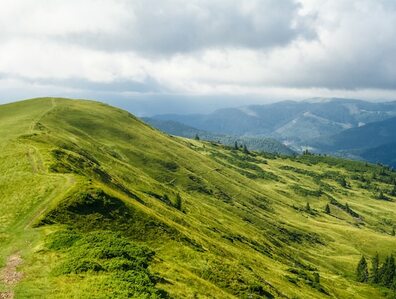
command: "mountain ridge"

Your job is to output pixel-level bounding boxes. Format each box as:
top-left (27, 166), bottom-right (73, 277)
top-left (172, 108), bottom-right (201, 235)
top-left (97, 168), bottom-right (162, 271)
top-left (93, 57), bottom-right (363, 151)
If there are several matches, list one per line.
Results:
top-left (311, 116), bottom-right (396, 167)
top-left (142, 117), bottom-right (295, 155)
top-left (151, 99), bottom-right (396, 141)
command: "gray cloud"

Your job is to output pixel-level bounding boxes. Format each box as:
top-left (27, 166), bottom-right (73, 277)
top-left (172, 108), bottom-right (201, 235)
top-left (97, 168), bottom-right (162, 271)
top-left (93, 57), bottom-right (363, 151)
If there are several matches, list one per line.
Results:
top-left (1, 0), bottom-right (396, 103)
top-left (35, 77), bottom-right (165, 93)
top-left (61, 0), bottom-right (315, 55)
top-left (0, 70), bottom-right (166, 92)
top-left (261, 0), bottom-right (396, 90)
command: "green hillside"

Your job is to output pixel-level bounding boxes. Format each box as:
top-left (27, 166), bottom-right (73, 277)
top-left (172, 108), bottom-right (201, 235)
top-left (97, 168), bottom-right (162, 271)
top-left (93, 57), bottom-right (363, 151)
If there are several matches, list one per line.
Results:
top-left (1, 98), bottom-right (396, 298)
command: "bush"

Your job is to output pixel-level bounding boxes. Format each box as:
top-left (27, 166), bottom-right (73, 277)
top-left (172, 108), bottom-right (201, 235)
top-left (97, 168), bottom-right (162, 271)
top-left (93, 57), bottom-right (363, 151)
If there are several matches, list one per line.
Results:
top-left (48, 230), bottom-right (168, 298)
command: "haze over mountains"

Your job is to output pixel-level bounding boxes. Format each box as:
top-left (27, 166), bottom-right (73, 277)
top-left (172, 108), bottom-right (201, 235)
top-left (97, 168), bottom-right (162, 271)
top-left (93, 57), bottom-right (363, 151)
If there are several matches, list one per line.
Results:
top-left (147, 98), bottom-right (396, 167)
top-left (142, 117), bottom-right (295, 156)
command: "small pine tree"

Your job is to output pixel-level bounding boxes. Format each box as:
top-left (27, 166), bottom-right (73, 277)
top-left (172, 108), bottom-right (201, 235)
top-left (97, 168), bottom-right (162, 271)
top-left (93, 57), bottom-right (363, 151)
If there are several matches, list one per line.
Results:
top-left (356, 256), bottom-right (369, 283)
top-left (313, 272), bottom-right (320, 284)
top-left (174, 193), bottom-right (182, 211)
top-left (339, 177), bottom-right (348, 188)
top-left (325, 204), bottom-right (331, 214)
top-left (377, 191), bottom-right (386, 200)
top-left (306, 202), bottom-right (311, 212)
top-left (194, 134), bottom-right (200, 140)
top-left (392, 227), bottom-right (395, 236)
top-left (379, 255), bottom-right (395, 287)
top-left (392, 278), bottom-right (396, 291)
top-left (243, 144), bottom-right (249, 154)
top-left (234, 141), bottom-right (239, 150)
top-left (371, 253), bottom-right (380, 284)
top-left (162, 194), bottom-right (170, 203)
top-left (345, 203), bottom-right (351, 213)
top-left (390, 185), bottom-right (396, 196)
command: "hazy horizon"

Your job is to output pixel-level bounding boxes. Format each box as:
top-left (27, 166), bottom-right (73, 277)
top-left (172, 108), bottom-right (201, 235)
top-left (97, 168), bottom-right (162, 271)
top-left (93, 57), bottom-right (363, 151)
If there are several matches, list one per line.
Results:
top-left (2, 95), bottom-right (396, 117)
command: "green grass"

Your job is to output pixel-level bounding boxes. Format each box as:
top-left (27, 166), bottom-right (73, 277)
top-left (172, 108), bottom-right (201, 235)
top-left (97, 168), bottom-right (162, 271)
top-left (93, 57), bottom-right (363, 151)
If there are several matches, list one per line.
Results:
top-left (0, 98), bottom-right (396, 298)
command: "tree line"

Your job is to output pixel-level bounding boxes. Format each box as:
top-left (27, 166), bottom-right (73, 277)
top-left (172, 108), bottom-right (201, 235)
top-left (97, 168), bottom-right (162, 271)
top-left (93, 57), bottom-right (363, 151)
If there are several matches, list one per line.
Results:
top-left (356, 254), bottom-right (396, 290)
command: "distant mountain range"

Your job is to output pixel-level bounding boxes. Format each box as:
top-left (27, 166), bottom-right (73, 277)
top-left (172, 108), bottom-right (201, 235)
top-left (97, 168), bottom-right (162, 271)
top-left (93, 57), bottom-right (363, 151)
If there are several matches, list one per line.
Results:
top-left (312, 116), bottom-right (396, 167)
top-left (149, 98), bottom-right (396, 167)
top-left (142, 117), bottom-right (295, 155)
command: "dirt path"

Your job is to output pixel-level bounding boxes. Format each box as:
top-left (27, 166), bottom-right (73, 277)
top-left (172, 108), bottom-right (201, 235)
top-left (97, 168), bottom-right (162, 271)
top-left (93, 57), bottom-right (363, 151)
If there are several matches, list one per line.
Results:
top-left (1, 98), bottom-right (59, 298)
top-left (0, 254), bottom-right (23, 299)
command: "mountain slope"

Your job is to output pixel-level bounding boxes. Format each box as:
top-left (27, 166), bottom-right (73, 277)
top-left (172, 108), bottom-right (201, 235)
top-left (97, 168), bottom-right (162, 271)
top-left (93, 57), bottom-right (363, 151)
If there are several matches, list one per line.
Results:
top-left (360, 142), bottom-right (396, 168)
top-left (1, 98), bottom-right (396, 298)
top-left (142, 117), bottom-right (295, 155)
top-left (313, 117), bottom-right (396, 151)
top-left (311, 117), bottom-right (396, 167)
top-left (152, 99), bottom-right (396, 142)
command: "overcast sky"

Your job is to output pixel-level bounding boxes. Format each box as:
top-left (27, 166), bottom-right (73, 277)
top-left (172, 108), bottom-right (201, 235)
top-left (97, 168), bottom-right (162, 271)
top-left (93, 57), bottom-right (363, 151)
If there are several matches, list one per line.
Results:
top-left (1, 0), bottom-right (396, 113)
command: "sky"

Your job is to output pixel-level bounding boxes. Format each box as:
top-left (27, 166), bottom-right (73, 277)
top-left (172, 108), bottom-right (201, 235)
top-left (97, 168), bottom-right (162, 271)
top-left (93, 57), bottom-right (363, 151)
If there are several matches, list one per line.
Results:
top-left (1, 0), bottom-right (396, 114)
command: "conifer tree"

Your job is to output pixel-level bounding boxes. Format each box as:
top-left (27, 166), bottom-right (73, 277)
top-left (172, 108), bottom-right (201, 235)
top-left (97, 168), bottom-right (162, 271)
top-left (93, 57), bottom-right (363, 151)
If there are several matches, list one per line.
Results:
top-left (379, 255), bottom-right (395, 287)
top-left (390, 185), bottom-right (396, 196)
top-left (392, 227), bottom-right (395, 236)
top-left (234, 141), bottom-right (239, 150)
top-left (175, 193), bottom-right (182, 211)
top-left (356, 256), bottom-right (369, 283)
top-left (325, 204), bottom-right (331, 214)
top-left (194, 134), bottom-right (200, 140)
top-left (391, 278), bottom-right (396, 290)
top-left (162, 194), bottom-right (170, 203)
top-left (377, 191), bottom-right (386, 200)
top-left (243, 144), bottom-right (249, 154)
top-left (345, 203), bottom-right (354, 215)
top-left (339, 177), bottom-right (348, 188)
top-left (313, 272), bottom-right (320, 284)
top-left (371, 253), bottom-right (380, 284)
top-left (306, 202), bottom-right (311, 212)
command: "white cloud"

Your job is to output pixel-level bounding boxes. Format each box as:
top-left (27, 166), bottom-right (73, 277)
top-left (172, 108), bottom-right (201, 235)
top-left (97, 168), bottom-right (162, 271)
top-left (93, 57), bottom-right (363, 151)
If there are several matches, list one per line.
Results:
top-left (0, 0), bottom-right (124, 37)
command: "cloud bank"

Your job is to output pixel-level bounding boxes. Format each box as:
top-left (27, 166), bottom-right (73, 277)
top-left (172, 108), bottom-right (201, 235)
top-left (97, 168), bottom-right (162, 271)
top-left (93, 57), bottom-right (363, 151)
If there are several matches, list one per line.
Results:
top-left (1, 0), bottom-right (396, 104)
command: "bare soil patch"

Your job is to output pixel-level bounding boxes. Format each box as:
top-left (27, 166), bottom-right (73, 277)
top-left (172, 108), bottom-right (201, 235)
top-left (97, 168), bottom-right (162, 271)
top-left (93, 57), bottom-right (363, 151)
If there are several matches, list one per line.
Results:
top-left (0, 254), bottom-right (23, 299)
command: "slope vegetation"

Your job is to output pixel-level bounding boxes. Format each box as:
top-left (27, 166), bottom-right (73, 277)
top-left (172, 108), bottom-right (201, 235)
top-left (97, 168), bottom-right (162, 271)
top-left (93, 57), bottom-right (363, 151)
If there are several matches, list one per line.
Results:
top-left (0, 98), bottom-right (396, 298)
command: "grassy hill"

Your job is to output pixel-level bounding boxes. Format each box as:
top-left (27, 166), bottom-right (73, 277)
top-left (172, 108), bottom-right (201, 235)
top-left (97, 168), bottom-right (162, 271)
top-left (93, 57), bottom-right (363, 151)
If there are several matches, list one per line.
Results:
top-left (1, 98), bottom-right (396, 298)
